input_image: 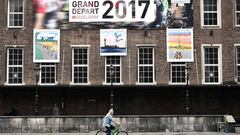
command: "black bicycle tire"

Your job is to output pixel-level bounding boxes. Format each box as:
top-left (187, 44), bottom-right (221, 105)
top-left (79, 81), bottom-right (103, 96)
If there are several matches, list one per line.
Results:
top-left (96, 130), bottom-right (107, 135)
top-left (116, 131), bottom-right (128, 135)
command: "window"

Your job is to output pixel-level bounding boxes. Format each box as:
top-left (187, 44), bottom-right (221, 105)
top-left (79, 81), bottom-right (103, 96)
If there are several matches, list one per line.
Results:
top-left (72, 48), bottom-right (89, 84)
top-left (235, 46), bottom-right (240, 82)
top-left (170, 62), bottom-right (186, 84)
top-left (40, 63), bottom-right (56, 84)
top-left (201, 0), bottom-right (221, 27)
top-left (236, 0), bottom-right (240, 26)
top-left (8, 0), bottom-right (24, 28)
top-left (202, 45), bottom-right (222, 84)
top-left (105, 56), bottom-right (121, 84)
top-left (6, 48), bottom-right (24, 85)
top-left (137, 47), bottom-right (155, 84)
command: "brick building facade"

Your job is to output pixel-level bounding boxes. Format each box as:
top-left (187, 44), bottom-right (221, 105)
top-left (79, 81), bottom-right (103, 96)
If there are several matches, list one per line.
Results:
top-left (0, 0), bottom-right (240, 120)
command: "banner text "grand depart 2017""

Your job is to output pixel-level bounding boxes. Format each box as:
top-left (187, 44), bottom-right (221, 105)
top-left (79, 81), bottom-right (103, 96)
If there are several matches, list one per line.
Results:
top-left (69, 0), bottom-right (155, 22)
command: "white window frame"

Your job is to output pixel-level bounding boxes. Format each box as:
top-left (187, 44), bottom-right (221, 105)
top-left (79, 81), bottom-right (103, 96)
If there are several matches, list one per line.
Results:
top-left (39, 63), bottom-right (57, 85)
top-left (103, 56), bottom-right (123, 85)
top-left (236, 0), bottom-right (240, 27)
top-left (136, 45), bottom-right (156, 85)
top-left (70, 45), bottom-right (90, 85)
top-left (7, 0), bottom-right (24, 28)
top-left (201, 44), bottom-right (222, 84)
top-left (5, 47), bottom-right (25, 85)
top-left (234, 44), bottom-right (240, 83)
top-left (169, 62), bottom-right (187, 85)
top-left (201, 0), bottom-right (221, 28)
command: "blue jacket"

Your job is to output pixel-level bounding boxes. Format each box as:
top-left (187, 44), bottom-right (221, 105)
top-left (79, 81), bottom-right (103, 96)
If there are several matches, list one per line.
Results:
top-left (103, 114), bottom-right (112, 127)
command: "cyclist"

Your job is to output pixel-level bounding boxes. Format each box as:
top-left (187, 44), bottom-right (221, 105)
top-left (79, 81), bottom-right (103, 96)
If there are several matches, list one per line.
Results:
top-left (102, 108), bottom-right (118, 135)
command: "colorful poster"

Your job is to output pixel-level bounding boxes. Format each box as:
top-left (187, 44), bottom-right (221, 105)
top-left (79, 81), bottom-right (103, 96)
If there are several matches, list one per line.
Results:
top-left (33, 29), bottom-right (60, 63)
top-left (167, 29), bottom-right (193, 62)
top-left (100, 29), bottom-right (127, 56)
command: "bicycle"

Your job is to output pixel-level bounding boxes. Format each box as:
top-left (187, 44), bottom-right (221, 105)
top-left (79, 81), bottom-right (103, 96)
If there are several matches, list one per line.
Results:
top-left (96, 125), bottom-right (128, 135)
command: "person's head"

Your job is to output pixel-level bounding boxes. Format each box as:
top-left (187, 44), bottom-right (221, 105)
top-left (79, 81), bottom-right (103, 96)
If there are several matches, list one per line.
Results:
top-left (109, 108), bottom-right (114, 115)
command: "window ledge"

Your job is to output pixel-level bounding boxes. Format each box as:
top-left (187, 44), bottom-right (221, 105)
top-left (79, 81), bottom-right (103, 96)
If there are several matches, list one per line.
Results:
top-left (135, 81), bottom-right (157, 85)
top-left (202, 82), bottom-right (221, 85)
top-left (70, 82), bottom-right (91, 85)
top-left (4, 82), bottom-right (25, 86)
top-left (38, 83), bottom-right (58, 86)
top-left (102, 82), bottom-right (124, 85)
top-left (201, 26), bottom-right (221, 29)
top-left (7, 26), bottom-right (24, 29)
top-left (169, 82), bottom-right (187, 85)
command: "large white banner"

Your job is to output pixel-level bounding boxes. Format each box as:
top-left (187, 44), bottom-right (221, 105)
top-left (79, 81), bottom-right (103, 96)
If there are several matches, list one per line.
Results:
top-left (100, 29), bottom-right (127, 56)
top-left (69, 0), bottom-right (155, 23)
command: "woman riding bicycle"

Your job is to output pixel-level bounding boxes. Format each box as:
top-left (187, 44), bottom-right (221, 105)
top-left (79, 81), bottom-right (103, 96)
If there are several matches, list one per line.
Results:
top-left (103, 108), bottom-right (119, 135)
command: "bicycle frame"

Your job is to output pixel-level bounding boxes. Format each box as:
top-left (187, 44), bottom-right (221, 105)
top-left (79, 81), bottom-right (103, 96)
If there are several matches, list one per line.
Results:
top-left (110, 126), bottom-right (119, 135)
top-left (96, 125), bottom-right (128, 135)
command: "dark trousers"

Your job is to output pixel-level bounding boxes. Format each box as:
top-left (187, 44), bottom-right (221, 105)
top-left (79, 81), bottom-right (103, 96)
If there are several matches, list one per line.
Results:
top-left (105, 126), bottom-right (111, 135)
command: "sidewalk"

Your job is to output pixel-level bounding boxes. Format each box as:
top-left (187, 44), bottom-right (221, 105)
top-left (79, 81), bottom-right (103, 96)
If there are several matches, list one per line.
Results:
top-left (0, 132), bottom-right (239, 135)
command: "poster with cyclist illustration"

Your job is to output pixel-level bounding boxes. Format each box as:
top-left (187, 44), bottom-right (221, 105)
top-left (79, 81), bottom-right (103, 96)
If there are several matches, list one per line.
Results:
top-left (167, 28), bottom-right (193, 62)
top-left (33, 29), bottom-right (60, 63)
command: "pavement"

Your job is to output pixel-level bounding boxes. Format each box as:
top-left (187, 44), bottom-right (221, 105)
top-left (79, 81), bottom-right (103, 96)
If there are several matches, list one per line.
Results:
top-left (0, 132), bottom-right (239, 135)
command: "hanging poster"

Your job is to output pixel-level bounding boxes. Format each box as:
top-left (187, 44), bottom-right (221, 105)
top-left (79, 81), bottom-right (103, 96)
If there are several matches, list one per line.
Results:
top-left (100, 29), bottom-right (127, 56)
top-left (167, 28), bottom-right (193, 62)
top-left (33, 29), bottom-right (60, 63)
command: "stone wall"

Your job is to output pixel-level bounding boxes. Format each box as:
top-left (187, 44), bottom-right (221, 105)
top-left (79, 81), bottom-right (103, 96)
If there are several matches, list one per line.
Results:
top-left (0, 116), bottom-right (225, 133)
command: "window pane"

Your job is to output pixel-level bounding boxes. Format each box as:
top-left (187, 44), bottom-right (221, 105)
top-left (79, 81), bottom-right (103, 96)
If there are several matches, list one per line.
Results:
top-left (171, 63), bottom-right (186, 83)
top-left (40, 64), bottom-right (56, 84)
top-left (237, 13), bottom-right (240, 25)
top-left (238, 66), bottom-right (240, 82)
top-left (138, 47), bottom-right (154, 83)
top-left (7, 48), bottom-right (23, 84)
top-left (236, 47), bottom-right (240, 82)
top-left (8, 67), bottom-right (23, 83)
top-left (204, 48), bottom-right (218, 64)
top-left (106, 56), bottom-right (121, 83)
top-left (74, 67), bottom-right (88, 83)
top-left (204, 46), bottom-right (219, 83)
top-left (73, 48), bottom-right (89, 83)
top-left (237, 0), bottom-right (240, 11)
top-left (8, 0), bottom-right (23, 27)
top-left (237, 48), bottom-right (240, 64)
top-left (203, 0), bottom-right (218, 26)
top-left (139, 66), bottom-right (153, 83)
top-left (73, 48), bottom-right (88, 65)
top-left (204, 0), bottom-right (217, 11)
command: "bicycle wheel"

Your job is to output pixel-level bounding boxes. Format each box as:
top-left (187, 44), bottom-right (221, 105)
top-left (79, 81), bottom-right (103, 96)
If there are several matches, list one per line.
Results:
top-left (117, 131), bottom-right (128, 135)
top-left (96, 130), bottom-right (107, 135)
